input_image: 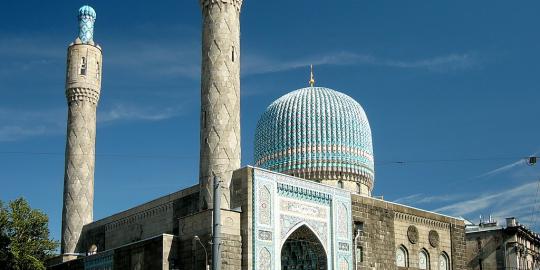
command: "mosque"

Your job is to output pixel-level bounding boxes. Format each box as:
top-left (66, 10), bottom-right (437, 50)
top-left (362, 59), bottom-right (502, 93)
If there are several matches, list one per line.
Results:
top-left (48, 2), bottom-right (467, 270)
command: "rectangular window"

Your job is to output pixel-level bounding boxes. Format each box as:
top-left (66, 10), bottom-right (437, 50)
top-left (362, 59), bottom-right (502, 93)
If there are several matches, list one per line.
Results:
top-left (96, 61), bottom-right (100, 79)
top-left (231, 46), bottom-right (235, 62)
top-left (356, 245), bottom-right (363, 263)
top-left (355, 221), bottom-right (364, 234)
top-left (80, 57), bottom-right (87, 75)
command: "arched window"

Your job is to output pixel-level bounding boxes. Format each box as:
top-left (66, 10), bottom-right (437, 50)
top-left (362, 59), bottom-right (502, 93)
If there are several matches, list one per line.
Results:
top-left (396, 245), bottom-right (408, 267)
top-left (439, 252), bottom-right (449, 270)
top-left (419, 249), bottom-right (430, 269)
top-left (356, 183), bottom-right (361, 193)
top-left (338, 180), bottom-right (344, 189)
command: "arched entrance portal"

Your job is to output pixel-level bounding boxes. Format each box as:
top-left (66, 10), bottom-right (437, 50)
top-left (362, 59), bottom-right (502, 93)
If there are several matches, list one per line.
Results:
top-left (281, 225), bottom-right (327, 270)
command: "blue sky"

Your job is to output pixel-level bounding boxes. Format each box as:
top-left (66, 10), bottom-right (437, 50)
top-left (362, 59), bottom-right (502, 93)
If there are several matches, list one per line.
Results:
top-left (1, 0), bottom-right (539, 242)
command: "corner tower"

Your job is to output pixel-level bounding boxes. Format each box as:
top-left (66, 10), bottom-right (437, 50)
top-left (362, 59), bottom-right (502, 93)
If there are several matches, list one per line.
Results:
top-left (199, 0), bottom-right (242, 209)
top-left (61, 5), bottom-right (102, 256)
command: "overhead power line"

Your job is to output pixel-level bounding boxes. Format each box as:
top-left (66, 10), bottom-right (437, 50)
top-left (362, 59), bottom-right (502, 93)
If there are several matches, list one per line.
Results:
top-left (0, 151), bottom-right (537, 165)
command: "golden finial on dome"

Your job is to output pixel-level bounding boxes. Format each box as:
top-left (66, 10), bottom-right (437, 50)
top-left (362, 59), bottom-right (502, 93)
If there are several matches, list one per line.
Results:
top-left (309, 64), bottom-right (315, 87)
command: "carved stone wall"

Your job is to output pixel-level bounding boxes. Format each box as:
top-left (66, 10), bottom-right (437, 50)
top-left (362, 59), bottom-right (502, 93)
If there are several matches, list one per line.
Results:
top-left (80, 186), bottom-right (199, 254)
top-left (49, 234), bottom-right (178, 270)
top-left (199, 0), bottom-right (242, 210)
top-left (351, 194), bottom-right (466, 270)
top-left (61, 43), bottom-right (102, 254)
top-left (394, 212), bottom-right (452, 270)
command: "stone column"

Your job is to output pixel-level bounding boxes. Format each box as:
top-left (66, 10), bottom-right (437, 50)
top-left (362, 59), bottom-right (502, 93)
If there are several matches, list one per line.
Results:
top-left (61, 5), bottom-right (102, 256)
top-left (199, 0), bottom-right (242, 210)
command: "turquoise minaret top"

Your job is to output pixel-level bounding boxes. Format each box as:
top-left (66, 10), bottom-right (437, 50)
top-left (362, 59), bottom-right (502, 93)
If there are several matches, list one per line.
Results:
top-left (78, 5), bottom-right (96, 44)
top-left (254, 86), bottom-right (375, 191)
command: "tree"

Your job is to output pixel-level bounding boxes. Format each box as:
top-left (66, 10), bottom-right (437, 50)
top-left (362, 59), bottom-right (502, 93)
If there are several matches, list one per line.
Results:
top-left (0, 198), bottom-right (58, 270)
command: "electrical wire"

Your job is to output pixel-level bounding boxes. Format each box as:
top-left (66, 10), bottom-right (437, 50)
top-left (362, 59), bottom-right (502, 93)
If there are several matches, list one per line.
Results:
top-left (0, 150), bottom-right (536, 165)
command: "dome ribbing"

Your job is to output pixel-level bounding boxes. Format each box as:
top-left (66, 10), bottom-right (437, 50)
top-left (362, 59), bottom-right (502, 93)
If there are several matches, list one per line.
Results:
top-left (254, 86), bottom-right (374, 192)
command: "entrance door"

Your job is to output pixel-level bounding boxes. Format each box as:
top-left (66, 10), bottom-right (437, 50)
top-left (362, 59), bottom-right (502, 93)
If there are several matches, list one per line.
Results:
top-left (281, 225), bottom-right (327, 270)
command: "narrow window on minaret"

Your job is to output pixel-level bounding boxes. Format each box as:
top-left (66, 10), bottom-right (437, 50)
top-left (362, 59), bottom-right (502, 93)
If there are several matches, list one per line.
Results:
top-left (96, 61), bottom-right (100, 79)
top-left (202, 111), bottom-right (207, 128)
top-left (80, 57), bottom-right (87, 75)
top-left (66, 59), bottom-right (70, 77)
top-left (231, 46), bottom-right (235, 62)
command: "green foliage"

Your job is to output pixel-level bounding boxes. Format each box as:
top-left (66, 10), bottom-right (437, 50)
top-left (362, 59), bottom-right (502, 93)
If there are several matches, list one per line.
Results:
top-left (0, 198), bottom-right (58, 270)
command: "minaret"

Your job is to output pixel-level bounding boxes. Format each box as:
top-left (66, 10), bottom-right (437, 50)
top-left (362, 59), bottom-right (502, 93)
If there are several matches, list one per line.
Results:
top-left (61, 5), bottom-right (102, 256)
top-left (199, 0), bottom-right (242, 209)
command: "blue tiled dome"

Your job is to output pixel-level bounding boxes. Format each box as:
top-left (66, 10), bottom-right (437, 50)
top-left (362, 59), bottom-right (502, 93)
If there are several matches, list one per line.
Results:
top-left (254, 87), bottom-right (374, 191)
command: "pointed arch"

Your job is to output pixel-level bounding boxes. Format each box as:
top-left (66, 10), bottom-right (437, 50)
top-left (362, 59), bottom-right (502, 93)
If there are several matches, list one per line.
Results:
top-left (281, 221), bottom-right (327, 254)
top-left (281, 224), bottom-right (328, 270)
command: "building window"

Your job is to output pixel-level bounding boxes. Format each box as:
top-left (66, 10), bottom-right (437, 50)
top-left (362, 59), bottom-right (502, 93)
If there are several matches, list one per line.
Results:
top-left (338, 180), bottom-right (344, 189)
top-left (96, 61), bottom-right (100, 79)
top-left (356, 245), bottom-right (363, 264)
top-left (202, 111), bottom-right (207, 128)
top-left (419, 249), bottom-right (430, 269)
top-left (356, 183), bottom-right (361, 193)
top-left (396, 245), bottom-right (408, 267)
top-left (80, 57), bottom-right (87, 75)
top-left (439, 252), bottom-right (449, 270)
top-left (354, 221), bottom-right (364, 234)
top-left (231, 46), bottom-right (235, 62)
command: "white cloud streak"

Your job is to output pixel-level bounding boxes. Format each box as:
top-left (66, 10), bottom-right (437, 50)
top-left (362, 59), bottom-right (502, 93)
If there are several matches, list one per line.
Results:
top-left (393, 193), bottom-right (464, 205)
top-left (98, 104), bottom-right (183, 123)
top-left (475, 153), bottom-right (538, 179)
top-left (0, 34), bottom-right (478, 80)
top-left (0, 104), bottom-right (183, 142)
top-left (433, 181), bottom-right (540, 223)
top-left (242, 51), bottom-right (478, 75)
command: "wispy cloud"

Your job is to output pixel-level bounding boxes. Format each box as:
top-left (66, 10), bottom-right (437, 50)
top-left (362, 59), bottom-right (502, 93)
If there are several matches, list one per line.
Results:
top-left (0, 108), bottom-right (65, 141)
top-left (475, 153), bottom-right (537, 179)
top-left (0, 31), bottom-right (478, 81)
top-left (98, 104), bottom-right (184, 123)
top-left (434, 181), bottom-right (540, 225)
top-left (0, 104), bottom-right (184, 142)
top-left (242, 51), bottom-right (478, 75)
top-left (393, 193), bottom-right (464, 205)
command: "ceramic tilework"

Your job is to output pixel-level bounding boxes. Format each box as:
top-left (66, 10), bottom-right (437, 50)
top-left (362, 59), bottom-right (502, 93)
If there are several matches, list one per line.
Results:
top-left (78, 6), bottom-right (96, 44)
top-left (259, 248), bottom-right (271, 270)
top-left (254, 87), bottom-right (374, 190)
top-left (253, 168), bottom-right (353, 270)
top-left (259, 186), bottom-right (271, 226)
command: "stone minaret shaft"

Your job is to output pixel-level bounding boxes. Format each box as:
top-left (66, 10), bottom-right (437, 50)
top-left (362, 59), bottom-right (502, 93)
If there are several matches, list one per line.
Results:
top-left (61, 6), bottom-right (102, 255)
top-left (199, 0), bottom-right (242, 210)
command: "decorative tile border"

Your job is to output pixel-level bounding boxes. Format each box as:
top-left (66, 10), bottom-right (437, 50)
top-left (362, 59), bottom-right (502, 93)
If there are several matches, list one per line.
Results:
top-left (252, 168), bottom-right (353, 270)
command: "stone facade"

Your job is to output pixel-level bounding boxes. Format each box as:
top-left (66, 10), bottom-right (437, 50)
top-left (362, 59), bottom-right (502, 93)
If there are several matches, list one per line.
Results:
top-left (80, 185), bottom-right (199, 253)
top-left (199, 0), bottom-right (242, 210)
top-left (178, 209), bottom-right (242, 270)
top-left (48, 234), bottom-right (178, 270)
top-left (49, 166), bottom-right (468, 270)
top-left (351, 195), bottom-right (466, 270)
top-left (61, 39), bottom-right (102, 254)
top-left (465, 218), bottom-right (540, 270)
